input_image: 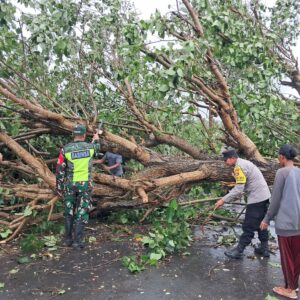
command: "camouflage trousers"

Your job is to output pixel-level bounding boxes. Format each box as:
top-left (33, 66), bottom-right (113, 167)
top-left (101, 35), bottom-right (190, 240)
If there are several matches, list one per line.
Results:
top-left (63, 181), bottom-right (93, 224)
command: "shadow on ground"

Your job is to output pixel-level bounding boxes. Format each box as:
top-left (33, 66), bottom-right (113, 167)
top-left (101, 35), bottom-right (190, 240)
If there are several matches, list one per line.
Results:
top-left (0, 220), bottom-right (292, 300)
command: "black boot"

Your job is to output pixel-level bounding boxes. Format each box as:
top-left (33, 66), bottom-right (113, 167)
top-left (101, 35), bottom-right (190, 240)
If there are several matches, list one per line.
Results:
top-left (254, 242), bottom-right (270, 257)
top-left (73, 221), bottom-right (85, 249)
top-left (224, 245), bottom-right (244, 259)
top-left (64, 215), bottom-right (73, 247)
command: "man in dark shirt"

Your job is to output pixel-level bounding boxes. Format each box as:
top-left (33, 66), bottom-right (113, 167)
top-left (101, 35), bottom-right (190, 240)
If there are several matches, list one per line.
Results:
top-left (95, 145), bottom-right (123, 177)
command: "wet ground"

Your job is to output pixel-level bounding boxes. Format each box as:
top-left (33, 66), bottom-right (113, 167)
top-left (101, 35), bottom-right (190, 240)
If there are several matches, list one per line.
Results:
top-left (0, 221), bottom-right (294, 300)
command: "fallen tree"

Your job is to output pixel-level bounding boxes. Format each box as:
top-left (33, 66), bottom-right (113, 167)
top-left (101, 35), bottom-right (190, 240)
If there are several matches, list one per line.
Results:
top-left (0, 0), bottom-right (299, 242)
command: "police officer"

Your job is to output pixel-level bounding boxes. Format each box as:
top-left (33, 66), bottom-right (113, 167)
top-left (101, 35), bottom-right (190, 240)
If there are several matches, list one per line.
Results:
top-left (56, 124), bottom-right (101, 249)
top-left (215, 149), bottom-right (271, 259)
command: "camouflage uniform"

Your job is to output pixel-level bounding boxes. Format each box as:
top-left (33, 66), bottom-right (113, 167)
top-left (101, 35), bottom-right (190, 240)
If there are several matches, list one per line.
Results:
top-left (56, 141), bottom-right (100, 224)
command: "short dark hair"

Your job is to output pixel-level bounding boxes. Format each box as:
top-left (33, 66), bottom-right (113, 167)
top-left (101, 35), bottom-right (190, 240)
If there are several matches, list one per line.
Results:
top-left (222, 149), bottom-right (238, 160)
top-left (278, 144), bottom-right (297, 160)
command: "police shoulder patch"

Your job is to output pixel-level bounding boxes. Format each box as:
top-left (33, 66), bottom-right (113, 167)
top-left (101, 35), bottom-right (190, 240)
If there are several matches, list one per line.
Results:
top-left (233, 165), bottom-right (247, 184)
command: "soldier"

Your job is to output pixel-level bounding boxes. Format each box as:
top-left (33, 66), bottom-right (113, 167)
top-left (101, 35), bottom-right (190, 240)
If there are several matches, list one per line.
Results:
top-left (56, 124), bottom-right (101, 249)
top-left (215, 149), bottom-right (271, 259)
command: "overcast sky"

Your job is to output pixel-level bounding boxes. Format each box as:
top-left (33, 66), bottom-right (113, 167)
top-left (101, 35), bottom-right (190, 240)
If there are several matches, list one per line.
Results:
top-left (132, 0), bottom-right (176, 18)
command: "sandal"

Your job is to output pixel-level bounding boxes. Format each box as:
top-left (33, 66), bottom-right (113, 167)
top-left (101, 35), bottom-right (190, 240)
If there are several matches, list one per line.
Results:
top-left (273, 287), bottom-right (297, 299)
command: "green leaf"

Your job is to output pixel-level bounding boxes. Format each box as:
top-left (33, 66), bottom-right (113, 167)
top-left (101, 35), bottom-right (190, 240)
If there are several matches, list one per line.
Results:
top-left (23, 206), bottom-right (32, 217)
top-left (58, 289), bottom-right (66, 295)
top-left (0, 282), bottom-right (4, 289)
top-left (128, 262), bottom-right (144, 273)
top-left (120, 215), bottom-right (128, 224)
top-left (142, 236), bottom-right (152, 245)
top-left (187, 106), bottom-right (196, 113)
top-left (268, 262), bottom-right (281, 268)
top-left (165, 69), bottom-right (176, 76)
top-left (36, 35), bottom-right (43, 43)
top-left (121, 256), bottom-right (131, 267)
top-left (9, 268), bottom-right (19, 274)
top-left (148, 232), bottom-right (156, 238)
top-left (158, 84), bottom-right (169, 92)
top-left (55, 39), bottom-right (66, 51)
top-left (89, 236), bottom-right (96, 244)
top-left (150, 252), bottom-right (162, 260)
top-left (43, 235), bottom-right (57, 247)
top-left (48, 246), bottom-right (58, 251)
top-left (17, 256), bottom-right (31, 264)
top-left (265, 294), bottom-right (279, 300)
top-left (168, 240), bottom-right (175, 247)
top-left (0, 228), bottom-right (12, 238)
top-left (177, 68), bottom-right (184, 77)
top-left (169, 199), bottom-right (178, 210)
